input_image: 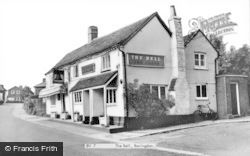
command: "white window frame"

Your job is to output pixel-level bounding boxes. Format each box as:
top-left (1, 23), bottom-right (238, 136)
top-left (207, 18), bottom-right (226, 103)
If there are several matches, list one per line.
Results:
top-left (194, 52), bottom-right (206, 69)
top-left (101, 54), bottom-right (111, 71)
top-left (195, 84), bottom-right (208, 100)
top-left (149, 85), bottom-right (167, 99)
top-left (74, 91), bottom-right (82, 103)
top-left (106, 88), bottom-right (117, 105)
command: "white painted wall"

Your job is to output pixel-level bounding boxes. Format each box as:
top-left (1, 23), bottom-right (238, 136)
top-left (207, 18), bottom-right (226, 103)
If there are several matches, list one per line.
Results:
top-left (45, 95), bottom-right (62, 114)
top-left (0, 93), bottom-right (3, 101)
top-left (185, 32), bottom-right (218, 112)
top-left (62, 49), bottom-right (125, 117)
top-left (124, 16), bottom-right (172, 85)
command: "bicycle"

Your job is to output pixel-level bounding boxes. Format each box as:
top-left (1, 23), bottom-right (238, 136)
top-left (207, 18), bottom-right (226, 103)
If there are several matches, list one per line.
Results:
top-left (193, 101), bottom-right (218, 120)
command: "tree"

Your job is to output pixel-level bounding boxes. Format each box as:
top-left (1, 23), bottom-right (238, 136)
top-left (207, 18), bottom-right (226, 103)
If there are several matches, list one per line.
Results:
top-left (208, 34), bottom-right (229, 74)
top-left (225, 44), bottom-right (250, 76)
top-left (21, 86), bottom-right (34, 99)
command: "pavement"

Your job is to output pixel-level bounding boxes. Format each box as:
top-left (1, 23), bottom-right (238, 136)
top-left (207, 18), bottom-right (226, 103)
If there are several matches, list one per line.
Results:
top-left (9, 103), bottom-right (250, 156)
top-left (13, 103), bottom-right (250, 141)
top-left (12, 104), bottom-right (250, 141)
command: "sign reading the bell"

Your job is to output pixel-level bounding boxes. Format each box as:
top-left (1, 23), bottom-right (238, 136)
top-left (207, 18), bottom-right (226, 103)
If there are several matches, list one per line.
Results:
top-left (53, 70), bottom-right (64, 84)
top-left (128, 53), bottom-right (164, 67)
top-left (81, 63), bottom-right (95, 75)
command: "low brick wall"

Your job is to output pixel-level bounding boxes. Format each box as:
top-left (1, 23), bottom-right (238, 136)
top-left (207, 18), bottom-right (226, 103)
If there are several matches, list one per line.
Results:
top-left (110, 114), bottom-right (195, 133)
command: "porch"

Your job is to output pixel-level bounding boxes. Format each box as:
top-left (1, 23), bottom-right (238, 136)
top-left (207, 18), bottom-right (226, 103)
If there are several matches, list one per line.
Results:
top-left (70, 71), bottom-right (121, 127)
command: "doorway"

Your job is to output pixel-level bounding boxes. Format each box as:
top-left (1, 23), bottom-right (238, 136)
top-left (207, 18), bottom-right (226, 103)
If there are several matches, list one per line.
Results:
top-left (230, 83), bottom-right (240, 115)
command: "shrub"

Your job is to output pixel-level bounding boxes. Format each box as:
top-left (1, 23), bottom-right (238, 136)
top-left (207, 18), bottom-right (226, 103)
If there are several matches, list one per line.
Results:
top-left (127, 81), bottom-right (175, 117)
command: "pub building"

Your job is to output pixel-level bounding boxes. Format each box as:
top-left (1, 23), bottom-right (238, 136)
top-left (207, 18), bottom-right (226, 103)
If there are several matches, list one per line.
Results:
top-left (39, 6), bottom-right (219, 128)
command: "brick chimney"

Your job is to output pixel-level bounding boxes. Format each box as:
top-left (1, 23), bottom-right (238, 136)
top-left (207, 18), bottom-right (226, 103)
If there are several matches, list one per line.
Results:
top-left (88, 26), bottom-right (98, 43)
top-left (168, 5), bottom-right (186, 78)
top-left (168, 5), bottom-right (190, 114)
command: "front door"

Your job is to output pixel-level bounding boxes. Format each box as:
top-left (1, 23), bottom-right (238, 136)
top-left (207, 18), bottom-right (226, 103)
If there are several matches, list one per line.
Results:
top-left (230, 83), bottom-right (240, 115)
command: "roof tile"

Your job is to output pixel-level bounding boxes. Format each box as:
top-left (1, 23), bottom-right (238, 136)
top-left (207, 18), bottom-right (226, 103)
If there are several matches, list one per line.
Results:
top-left (70, 71), bottom-right (117, 92)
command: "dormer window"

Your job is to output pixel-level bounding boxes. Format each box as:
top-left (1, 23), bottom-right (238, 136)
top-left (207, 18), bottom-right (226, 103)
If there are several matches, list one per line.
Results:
top-left (101, 54), bottom-right (111, 71)
top-left (194, 52), bottom-right (206, 69)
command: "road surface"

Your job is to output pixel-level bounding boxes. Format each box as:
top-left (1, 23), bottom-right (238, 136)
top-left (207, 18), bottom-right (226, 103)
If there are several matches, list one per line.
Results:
top-left (0, 103), bottom-right (184, 156)
top-left (125, 119), bottom-right (250, 156)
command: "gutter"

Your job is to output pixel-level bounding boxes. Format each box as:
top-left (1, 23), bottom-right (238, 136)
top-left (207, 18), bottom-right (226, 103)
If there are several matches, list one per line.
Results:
top-left (117, 46), bottom-right (129, 119)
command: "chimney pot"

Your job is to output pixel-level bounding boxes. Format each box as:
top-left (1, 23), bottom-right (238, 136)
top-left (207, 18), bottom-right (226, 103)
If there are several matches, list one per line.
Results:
top-left (88, 26), bottom-right (98, 43)
top-left (170, 5), bottom-right (177, 17)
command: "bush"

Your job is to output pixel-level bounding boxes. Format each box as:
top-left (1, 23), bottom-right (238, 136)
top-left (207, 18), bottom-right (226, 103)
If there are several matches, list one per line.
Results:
top-left (127, 81), bottom-right (175, 117)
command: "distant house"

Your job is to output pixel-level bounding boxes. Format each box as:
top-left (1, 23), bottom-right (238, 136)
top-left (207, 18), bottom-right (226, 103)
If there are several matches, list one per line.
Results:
top-left (0, 85), bottom-right (6, 104)
top-left (34, 79), bottom-right (46, 96)
top-left (7, 86), bottom-right (24, 103)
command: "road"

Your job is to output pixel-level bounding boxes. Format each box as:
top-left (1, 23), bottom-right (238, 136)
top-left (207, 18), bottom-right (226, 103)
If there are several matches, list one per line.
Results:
top-left (0, 103), bottom-right (182, 156)
top-left (125, 120), bottom-right (250, 156)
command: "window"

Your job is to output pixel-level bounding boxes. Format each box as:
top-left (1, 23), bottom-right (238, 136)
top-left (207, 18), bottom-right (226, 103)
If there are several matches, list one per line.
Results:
top-left (16, 90), bottom-right (20, 94)
top-left (106, 89), bottom-right (116, 104)
top-left (150, 85), bottom-right (167, 99)
top-left (196, 84), bottom-right (207, 99)
top-left (73, 65), bottom-right (79, 77)
top-left (74, 91), bottom-right (82, 103)
top-left (11, 90), bottom-right (15, 94)
top-left (194, 53), bottom-right (206, 68)
top-left (102, 54), bottom-right (111, 71)
top-left (57, 94), bottom-right (61, 101)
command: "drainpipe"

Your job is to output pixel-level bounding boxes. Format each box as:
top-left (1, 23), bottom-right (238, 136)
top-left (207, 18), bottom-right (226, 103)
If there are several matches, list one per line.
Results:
top-left (117, 46), bottom-right (129, 120)
top-left (215, 55), bottom-right (219, 113)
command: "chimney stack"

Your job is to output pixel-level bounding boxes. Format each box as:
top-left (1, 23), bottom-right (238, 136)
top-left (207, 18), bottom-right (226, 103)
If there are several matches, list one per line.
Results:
top-left (88, 26), bottom-right (98, 43)
top-left (168, 5), bottom-right (190, 115)
top-left (168, 5), bottom-right (186, 78)
top-left (170, 5), bottom-right (177, 17)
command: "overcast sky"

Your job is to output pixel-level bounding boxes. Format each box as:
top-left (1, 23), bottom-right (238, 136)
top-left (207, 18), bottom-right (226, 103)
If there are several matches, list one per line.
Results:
top-left (0, 0), bottom-right (249, 90)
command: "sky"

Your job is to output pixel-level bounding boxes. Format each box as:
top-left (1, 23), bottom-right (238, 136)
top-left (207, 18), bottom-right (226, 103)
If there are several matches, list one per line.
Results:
top-left (0, 0), bottom-right (249, 90)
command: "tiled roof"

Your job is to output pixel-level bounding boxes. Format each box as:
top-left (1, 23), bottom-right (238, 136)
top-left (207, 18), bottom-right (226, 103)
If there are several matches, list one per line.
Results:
top-left (0, 85), bottom-right (6, 91)
top-left (34, 82), bottom-right (46, 88)
top-left (183, 30), bottom-right (200, 47)
top-left (49, 12), bottom-right (171, 73)
top-left (70, 71), bottom-right (117, 92)
top-left (183, 29), bottom-right (220, 57)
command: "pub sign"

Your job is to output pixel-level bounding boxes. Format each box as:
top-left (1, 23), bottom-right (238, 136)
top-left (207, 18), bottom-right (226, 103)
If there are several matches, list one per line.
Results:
top-left (128, 53), bottom-right (164, 67)
top-left (53, 70), bottom-right (64, 84)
